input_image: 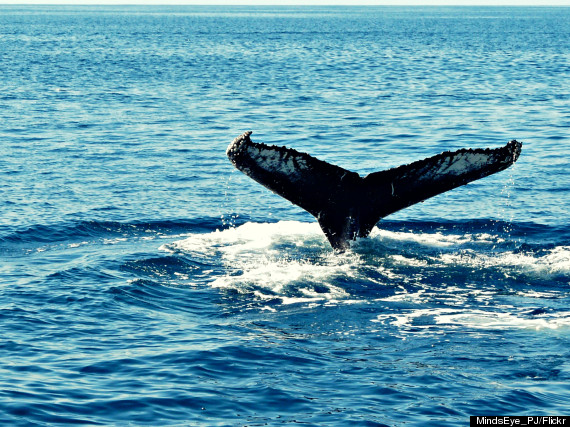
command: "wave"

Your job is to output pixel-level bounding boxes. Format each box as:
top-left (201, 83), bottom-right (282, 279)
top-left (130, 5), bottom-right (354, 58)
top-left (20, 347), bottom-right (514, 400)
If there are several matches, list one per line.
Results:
top-left (0, 217), bottom-right (224, 245)
top-left (9, 216), bottom-right (566, 333)
top-left (157, 219), bottom-right (570, 335)
top-left (162, 221), bottom-right (570, 320)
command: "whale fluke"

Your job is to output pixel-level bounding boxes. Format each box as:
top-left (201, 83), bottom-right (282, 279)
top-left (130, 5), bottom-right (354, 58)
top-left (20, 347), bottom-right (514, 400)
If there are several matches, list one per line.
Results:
top-left (227, 131), bottom-right (522, 250)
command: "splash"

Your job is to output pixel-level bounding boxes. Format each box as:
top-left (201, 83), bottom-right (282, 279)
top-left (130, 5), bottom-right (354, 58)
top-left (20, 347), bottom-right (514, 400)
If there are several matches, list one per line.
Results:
top-left (163, 221), bottom-right (360, 305)
top-left (163, 221), bottom-right (570, 312)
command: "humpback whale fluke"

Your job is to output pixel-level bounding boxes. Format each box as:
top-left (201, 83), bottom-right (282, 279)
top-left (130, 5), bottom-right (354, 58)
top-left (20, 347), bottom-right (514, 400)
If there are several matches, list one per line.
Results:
top-left (227, 131), bottom-right (522, 250)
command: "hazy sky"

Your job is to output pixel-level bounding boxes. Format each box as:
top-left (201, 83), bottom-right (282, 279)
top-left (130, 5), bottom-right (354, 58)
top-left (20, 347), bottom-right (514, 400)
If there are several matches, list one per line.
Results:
top-left (0, 0), bottom-right (568, 5)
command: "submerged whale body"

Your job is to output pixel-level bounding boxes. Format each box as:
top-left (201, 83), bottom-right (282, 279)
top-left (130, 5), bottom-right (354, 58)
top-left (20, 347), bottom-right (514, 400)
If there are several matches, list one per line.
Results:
top-left (227, 131), bottom-right (522, 250)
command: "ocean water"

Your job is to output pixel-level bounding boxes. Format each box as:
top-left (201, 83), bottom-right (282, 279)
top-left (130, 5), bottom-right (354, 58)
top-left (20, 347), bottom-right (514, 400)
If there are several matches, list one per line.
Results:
top-left (1, 5), bottom-right (569, 426)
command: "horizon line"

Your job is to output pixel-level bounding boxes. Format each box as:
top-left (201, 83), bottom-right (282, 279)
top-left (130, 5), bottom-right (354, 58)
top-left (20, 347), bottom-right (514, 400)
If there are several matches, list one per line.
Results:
top-left (1, 1), bottom-right (569, 6)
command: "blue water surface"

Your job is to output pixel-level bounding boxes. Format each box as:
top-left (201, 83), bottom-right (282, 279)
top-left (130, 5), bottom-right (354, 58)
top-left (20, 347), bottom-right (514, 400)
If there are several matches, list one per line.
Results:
top-left (1, 5), bottom-right (569, 426)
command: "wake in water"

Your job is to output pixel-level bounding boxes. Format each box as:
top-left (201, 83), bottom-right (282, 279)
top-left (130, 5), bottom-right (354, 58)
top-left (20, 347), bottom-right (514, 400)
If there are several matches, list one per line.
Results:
top-left (162, 220), bottom-right (570, 331)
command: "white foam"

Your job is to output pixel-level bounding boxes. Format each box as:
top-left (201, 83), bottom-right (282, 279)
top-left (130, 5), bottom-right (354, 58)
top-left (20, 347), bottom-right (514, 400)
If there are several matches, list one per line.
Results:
top-left (167, 221), bottom-right (323, 255)
top-left (436, 246), bottom-right (570, 278)
top-left (373, 308), bottom-right (570, 331)
top-left (368, 228), bottom-right (570, 278)
top-left (369, 227), bottom-right (498, 248)
top-left (163, 221), bottom-right (569, 309)
top-left (163, 221), bottom-right (357, 304)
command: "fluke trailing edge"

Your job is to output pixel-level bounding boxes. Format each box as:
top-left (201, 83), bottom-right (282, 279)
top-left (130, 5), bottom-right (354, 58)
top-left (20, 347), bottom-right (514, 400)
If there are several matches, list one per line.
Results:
top-left (227, 131), bottom-right (522, 251)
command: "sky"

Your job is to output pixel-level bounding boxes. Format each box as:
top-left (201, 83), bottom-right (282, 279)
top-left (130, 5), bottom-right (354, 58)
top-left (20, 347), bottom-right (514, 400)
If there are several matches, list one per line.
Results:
top-left (0, 0), bottom-right (568, 5)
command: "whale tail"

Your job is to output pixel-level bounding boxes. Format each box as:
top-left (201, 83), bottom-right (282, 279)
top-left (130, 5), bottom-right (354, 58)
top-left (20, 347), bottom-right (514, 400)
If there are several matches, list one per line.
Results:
top-left (227, 131), bottom-right (522, 250)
